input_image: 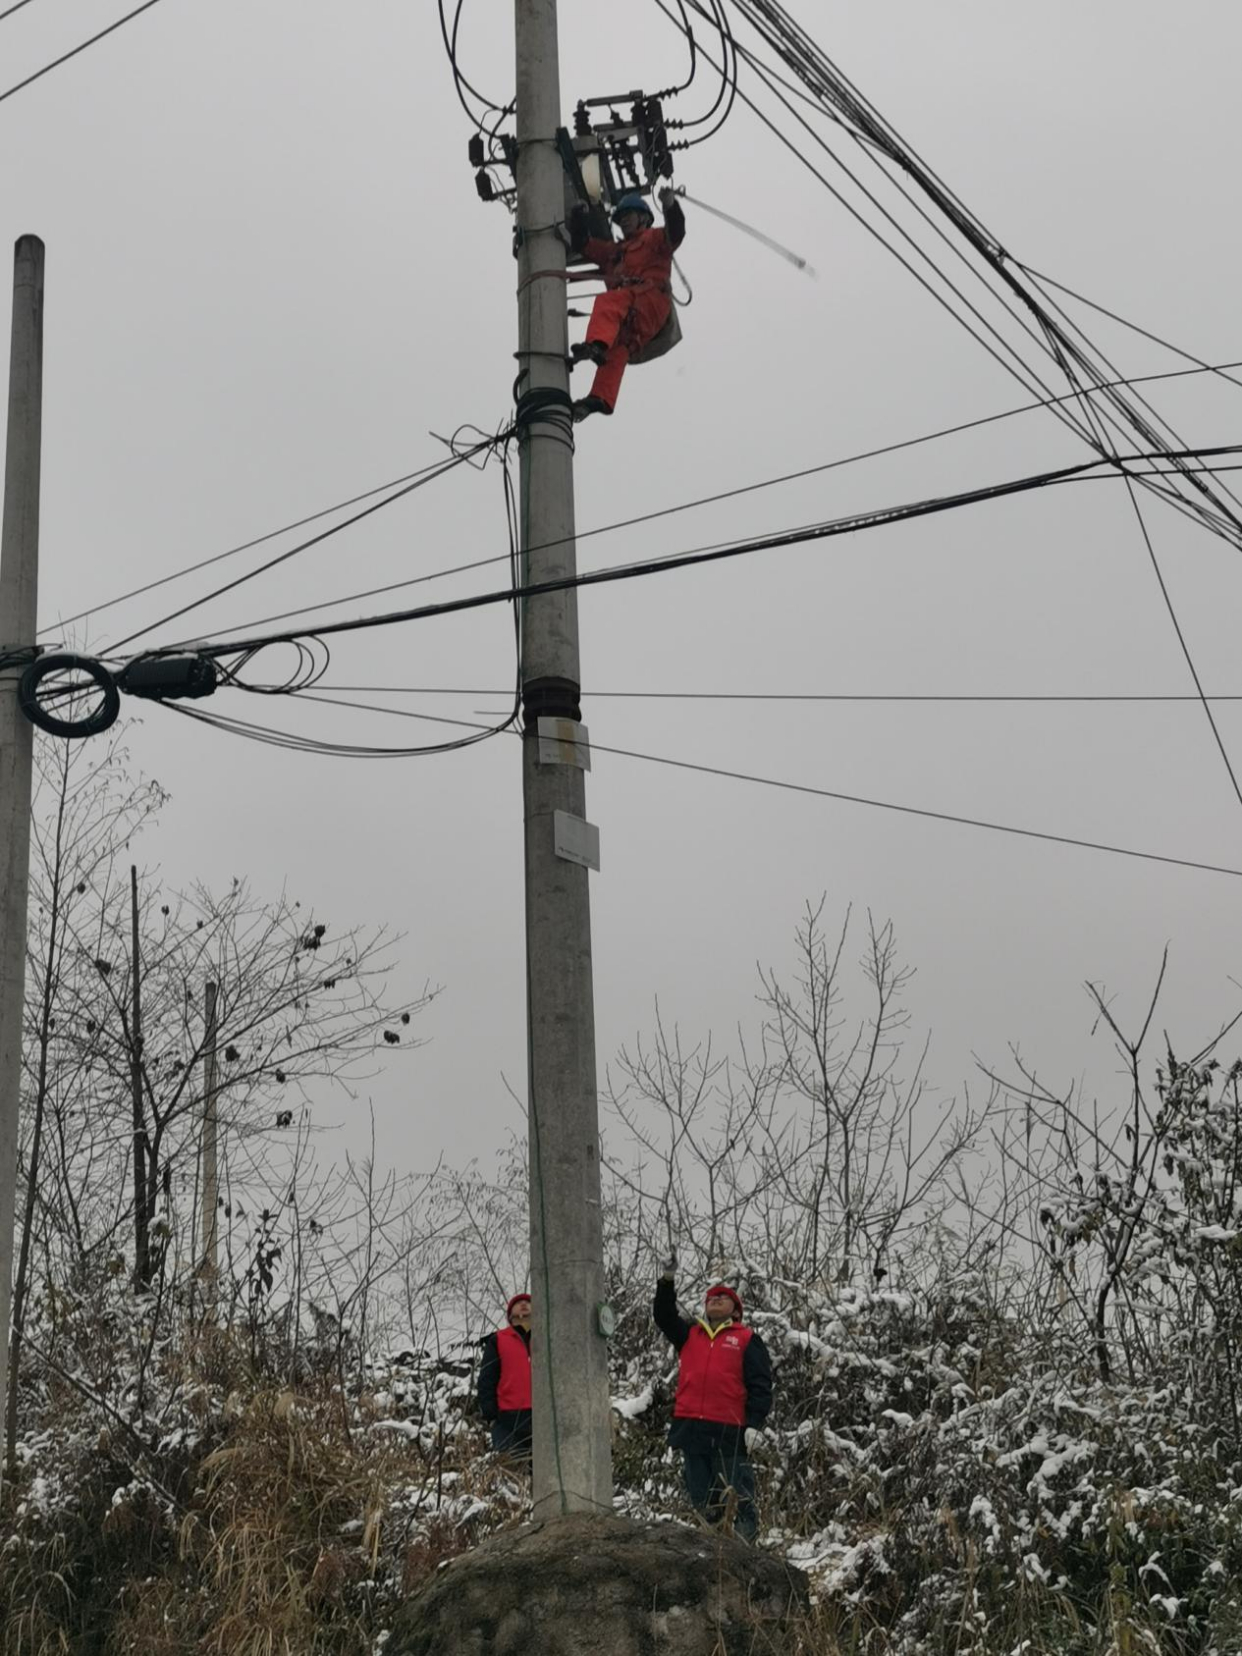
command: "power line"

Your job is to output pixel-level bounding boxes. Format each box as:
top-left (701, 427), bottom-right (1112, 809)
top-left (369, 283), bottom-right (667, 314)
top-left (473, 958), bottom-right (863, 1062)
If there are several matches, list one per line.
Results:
top-left (160, 697), bottom-right (510, 760)
top-left (167, 690), bottom-right (1242, 879)
top-left (695, 13), bottom-right (1242, 556)
top-left (668, 0), bottom-right (740, 146)
top-left (675, 0), bottom-right (1242, 820)
top-left (438, 0), bottom-right (506, 120)
top-left (0, 0), bottom-right (39, 23)
top-left (702, 0), bottom-right (1242, 549)
top-left (1121, 477), bottom-right (1242, 810)
top-left (131, 362), bottom-right (1242, 655)
top-left (651, 0), bottom-right (1100, 455)
top-left (1017, 265), bottom-right (1242, 395)
top-left (42, 451), bottom-right (477, 639)
top-left (0, 0), bottom-right (169, 107)
top-left (103, 430), bottom-right (507, 654)
top-left (314, 686), bottom-right (1242, 706)
top-left (658, 0), bottom-right (699, 98)
top-left (129, 443), bottom-right (1242, 666)
top-left (592, 743), bottom-right (1242, 880)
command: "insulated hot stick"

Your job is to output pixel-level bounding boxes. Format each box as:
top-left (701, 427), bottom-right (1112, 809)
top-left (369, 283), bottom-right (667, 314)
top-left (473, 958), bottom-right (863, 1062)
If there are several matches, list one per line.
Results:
top-left (671, 186), bottom-right (816, 276)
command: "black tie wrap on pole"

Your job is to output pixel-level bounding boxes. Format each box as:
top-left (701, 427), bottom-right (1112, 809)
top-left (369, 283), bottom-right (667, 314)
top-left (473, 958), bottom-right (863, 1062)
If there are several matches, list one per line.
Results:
top-left (514, 385), bottom-right (575, 448)
top-left (521, 675), bottom-right (582, 725)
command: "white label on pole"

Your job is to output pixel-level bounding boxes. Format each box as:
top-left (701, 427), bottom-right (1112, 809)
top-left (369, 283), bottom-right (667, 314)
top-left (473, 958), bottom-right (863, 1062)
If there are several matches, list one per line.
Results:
top-left (553, 810), bottom-right (600, 872)
top-left (537, 717), bottom-right (591, 770)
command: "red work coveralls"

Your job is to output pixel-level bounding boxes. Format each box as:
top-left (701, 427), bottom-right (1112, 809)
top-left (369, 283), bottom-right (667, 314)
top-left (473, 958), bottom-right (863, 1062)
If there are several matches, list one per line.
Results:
top-left (575, 202), bottom-right (686, 411)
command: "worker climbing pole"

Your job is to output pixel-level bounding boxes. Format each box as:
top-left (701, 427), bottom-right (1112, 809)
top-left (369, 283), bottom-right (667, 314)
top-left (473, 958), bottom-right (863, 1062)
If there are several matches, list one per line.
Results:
top-left (467, 82), bottom-right (689, 428)
top-left (568, 187), bottom-right (686, 422)
top-left (466, 80), bottom-right (816, 429)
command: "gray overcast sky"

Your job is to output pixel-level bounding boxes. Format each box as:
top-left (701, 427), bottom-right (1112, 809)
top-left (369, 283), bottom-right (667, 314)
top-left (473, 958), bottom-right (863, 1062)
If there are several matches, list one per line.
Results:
top-left (4, 0), bottom-right (1242, 1176)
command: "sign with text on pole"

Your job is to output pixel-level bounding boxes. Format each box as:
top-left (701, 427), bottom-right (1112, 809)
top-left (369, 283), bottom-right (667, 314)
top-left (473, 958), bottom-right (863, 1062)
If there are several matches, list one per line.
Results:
top-left (553, 810), bottom-right (601, 873)
top-left (537, 715), bottom-right (591, 770)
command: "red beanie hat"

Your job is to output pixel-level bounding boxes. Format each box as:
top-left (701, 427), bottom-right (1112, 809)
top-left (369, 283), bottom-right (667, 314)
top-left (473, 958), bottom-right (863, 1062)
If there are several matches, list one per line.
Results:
top-left (705, 1283), bottom-right (743, 1321)
top-left (506, 1292), bottom-right (532, 1319)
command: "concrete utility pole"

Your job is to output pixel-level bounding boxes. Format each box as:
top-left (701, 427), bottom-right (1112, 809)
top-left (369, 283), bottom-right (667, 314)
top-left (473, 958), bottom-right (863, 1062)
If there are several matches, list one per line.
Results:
top-left (0, 236), bottom-right (45, 1467)
top-left (200, 980), bottom-right (220, 1289)
top-left (514, 0), bottom-right (613, 1515)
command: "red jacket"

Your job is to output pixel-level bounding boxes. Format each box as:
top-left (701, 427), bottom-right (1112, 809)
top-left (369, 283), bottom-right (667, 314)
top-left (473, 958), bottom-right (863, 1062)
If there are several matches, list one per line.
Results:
top-left (494, 1324), bottom-right (532, 1411)
top-left (578, 203), bottom-right (685, 297)
top-left (673, 1321), bottom-right (754, 1427)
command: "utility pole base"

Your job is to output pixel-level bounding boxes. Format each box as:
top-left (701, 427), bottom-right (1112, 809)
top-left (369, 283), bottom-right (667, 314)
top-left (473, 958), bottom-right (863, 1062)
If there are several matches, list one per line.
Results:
top-left (388, 1512), bottom-right (809, 1655)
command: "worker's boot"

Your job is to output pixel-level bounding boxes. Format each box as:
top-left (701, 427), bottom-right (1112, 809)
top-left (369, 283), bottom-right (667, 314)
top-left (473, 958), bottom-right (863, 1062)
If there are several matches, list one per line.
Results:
top-left (571, 341), bottom-right (609, 367)
top-left (572, 396), bottom-right (613, 422)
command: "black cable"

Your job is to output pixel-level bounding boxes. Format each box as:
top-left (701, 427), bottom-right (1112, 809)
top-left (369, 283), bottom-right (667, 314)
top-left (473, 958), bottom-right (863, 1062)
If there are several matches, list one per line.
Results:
top-left (163, 429), bottom-right (525, 760)
top-left (168, 453), bottom-right (1242, 652)
top-left (129, 444), bottom-right (1242, 667)
top-left (1022, 317), bottom-right (1242, 814)
top-left (450, 0), bottom-right (503, 113)
top-left (690, 0), bottom-right (1241, 549)
top-left (671, 0), bottom-right (846, 127)
top-left (1122, 477), bottom-right (1242, 811)
top-left (1017, 265), bottom-right (1242, 395)
top-left (0, 0), bottom-right (39, 22)
top-left (593, 739), bottom-right (1242, 880)
top-left (43, 452), bottom-right (477, 639)
top-left (716, 1), bottom-right (1225, 537)
top-left (0, 0), bottom-right (169, 107)
top-left (313, 687), bottom-right (1242, 706)
top-left (140, 362), bottom-right (1242, 653)
top-left (438, 0), bottom-right (517, 180)
top-left (724, 0), bottom-right (998, 246)
top-left (193, 690), bottom-right (1242, 880)
top-left (695, 0), bottom-right (1242, 814)
top-left (438, 0), bottom-right (505, 122)
top-left (656, 0), bottom-right (698, 97)
top-left (670, 0), bottom-right (739, 145)
top-left (651, 0), bottom-right (1103, 454)
top-left (1017, 266), bottom-right (1242, 532)
top-left (109, 453), bottom-right (1242, 663)
top-left (158, 698), bottom-right (509, 760)
top-left (103, 431), bottom-right (508, 655)
top-left (713, 0), bottom-right (1242, 550)
top-left (681, 0), bottom-right (1069, 422)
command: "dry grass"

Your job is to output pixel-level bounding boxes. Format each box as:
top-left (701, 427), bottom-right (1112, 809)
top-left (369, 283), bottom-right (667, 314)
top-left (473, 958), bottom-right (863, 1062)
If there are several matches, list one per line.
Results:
top-left (4, 1361), bottom-right (528, 1656)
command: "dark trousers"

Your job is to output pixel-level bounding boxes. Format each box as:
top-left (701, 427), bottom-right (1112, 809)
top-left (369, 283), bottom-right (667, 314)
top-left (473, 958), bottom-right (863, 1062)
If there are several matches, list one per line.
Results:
top-left (490, 1410), bottom-right (532, 1462)
top-left (681, 1445), bottom-right (757, 1541)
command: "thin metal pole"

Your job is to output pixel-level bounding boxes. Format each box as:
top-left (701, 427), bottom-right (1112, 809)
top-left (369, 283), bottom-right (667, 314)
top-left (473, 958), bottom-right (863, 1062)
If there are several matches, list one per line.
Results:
top-left (200, 980), bottom-right (219, 1291)
top-left (514, 0), bottom-right (612, 1515)
top-left (129, 865), bottom-right (148, 1287)
top-left (0, 236), bottom-right (45, 1480)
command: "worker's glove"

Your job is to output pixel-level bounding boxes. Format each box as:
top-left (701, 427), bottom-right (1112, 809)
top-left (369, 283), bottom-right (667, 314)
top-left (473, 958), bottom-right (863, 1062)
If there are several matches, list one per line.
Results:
top-left (744, 1427), bottom-right (767, 1456)
top-left (658, 186), bottom-right (676, 208)
top-left (660, 1249), bottom-right (677, 1281)
top-left (568, 203), bottom-right (590, 251)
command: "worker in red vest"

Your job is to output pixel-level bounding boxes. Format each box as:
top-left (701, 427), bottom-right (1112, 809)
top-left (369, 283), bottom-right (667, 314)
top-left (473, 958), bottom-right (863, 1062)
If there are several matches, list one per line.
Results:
top-left (653, 1257), bottom-right (773, 1541)
top-left (477, 1292), bottom-right (532, 1458)
top-left (568, 188), bottom-right (686, 422)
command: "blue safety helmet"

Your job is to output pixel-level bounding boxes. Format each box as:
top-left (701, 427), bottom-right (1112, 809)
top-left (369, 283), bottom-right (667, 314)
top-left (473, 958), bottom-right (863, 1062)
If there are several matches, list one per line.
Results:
top-left (611, 193), bottom-right (654, 225)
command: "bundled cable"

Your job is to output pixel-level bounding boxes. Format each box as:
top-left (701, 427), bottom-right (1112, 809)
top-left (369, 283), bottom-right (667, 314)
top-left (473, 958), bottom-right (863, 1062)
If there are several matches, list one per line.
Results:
top-left (714, 0), bottom-right (1242, 549)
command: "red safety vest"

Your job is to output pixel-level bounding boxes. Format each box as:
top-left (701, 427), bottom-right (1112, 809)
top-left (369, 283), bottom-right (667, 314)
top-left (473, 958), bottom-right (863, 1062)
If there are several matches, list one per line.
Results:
top-left (673, 1321), bottom-right (753, 1427)
top-left (495, 1324), bottom-right (532, 1411)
